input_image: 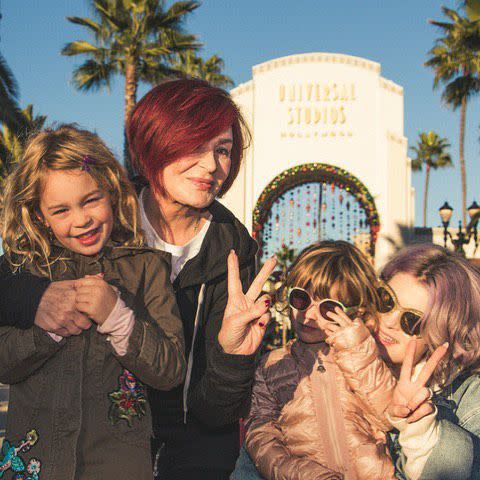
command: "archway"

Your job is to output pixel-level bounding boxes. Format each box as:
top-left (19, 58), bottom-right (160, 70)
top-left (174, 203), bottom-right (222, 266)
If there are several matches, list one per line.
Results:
top-left (253, 163), bottom-right (380, 262)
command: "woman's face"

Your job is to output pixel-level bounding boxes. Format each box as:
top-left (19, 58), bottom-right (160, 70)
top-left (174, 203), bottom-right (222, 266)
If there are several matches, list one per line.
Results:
top-left (376, 272), bottom-right (429, 365)
top-left (159, 127), bottom-right (233, 209)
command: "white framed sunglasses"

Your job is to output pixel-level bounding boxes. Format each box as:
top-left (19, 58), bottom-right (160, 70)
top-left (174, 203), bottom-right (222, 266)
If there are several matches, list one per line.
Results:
top-left (287, 287), bottom-right (358, 322)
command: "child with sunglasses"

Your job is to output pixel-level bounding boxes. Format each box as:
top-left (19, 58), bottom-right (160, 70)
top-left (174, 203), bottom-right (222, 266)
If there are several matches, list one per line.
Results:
top-left (242, 240), bottom-right (397, 480)
top-left (324, 244), bottom-right (480, 480)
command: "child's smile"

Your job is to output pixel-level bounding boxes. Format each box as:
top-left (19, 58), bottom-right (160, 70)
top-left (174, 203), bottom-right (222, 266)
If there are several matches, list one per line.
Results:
top-left (74, 226), bottom-right (103, 247)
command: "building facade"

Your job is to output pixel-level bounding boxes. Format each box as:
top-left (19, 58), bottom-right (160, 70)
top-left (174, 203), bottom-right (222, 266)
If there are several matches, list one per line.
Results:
top-left (222, 53), bottom-right (414, 267)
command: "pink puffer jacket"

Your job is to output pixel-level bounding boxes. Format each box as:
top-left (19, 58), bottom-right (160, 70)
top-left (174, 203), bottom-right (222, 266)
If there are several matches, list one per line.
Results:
top-left (245, 321), bottom-right (396, 480)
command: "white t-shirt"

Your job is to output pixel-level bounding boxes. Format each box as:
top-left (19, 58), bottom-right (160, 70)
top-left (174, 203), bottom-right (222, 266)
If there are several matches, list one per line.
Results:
top-left (139, 188), bottom-right (212, 282)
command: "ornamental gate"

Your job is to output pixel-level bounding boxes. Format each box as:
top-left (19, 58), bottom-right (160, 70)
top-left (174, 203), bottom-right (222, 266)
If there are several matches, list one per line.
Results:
top-left (253, 163), bottom-right (380, 263)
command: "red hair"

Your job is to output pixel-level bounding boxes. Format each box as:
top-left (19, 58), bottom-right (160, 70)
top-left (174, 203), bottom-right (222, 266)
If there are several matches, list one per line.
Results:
top-left (126, 78), bottom-right (249, 196)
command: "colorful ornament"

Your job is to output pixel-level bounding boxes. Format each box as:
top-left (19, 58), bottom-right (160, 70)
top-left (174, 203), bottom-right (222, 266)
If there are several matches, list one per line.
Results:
top-left (0, 430), bottom-right (41, 480)
top-left (108, 369), bottom-right (147, 427)
top-left (253, 163), bottom-right (380, 263)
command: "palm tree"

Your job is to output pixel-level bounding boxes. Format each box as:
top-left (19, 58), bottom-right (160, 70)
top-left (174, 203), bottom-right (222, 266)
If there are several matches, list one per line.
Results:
top-left (61, 0), bottom-right (201, 176)
top-left (0, 104), bottom-right (46, 180)
top-left (464, 0), bottom-right (480, 21)
top-left (172, 50), bottom-right (233, 88)
top-left (0, 53), bottom-right (25, 133)
top-left (0, 104), bottom-right (47, 207)
top-left (410, 131), bottom-right (453, 227)
top-left (426, 6), bottom-right (480, 226)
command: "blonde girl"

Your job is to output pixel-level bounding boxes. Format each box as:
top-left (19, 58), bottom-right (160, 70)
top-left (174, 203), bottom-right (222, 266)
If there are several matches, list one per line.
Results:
top-left (0, 124), bottom-right (186, 480)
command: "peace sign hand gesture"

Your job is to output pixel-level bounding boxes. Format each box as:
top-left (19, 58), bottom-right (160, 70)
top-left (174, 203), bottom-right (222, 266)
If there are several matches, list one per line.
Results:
top-left (218, 250), bottom-right (277, 355)
top-left (388, 339), bottom-right (448, 423)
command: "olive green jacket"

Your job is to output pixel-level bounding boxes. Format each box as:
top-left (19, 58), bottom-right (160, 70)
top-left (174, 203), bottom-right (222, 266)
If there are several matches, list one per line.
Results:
top-left (0, 246), bottom-right (185, 480)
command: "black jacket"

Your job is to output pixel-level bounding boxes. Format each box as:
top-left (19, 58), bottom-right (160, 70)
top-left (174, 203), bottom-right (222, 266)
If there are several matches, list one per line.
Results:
top-left (0, 263), bottom-right (49, 329)
top-left (150, 202), bottom-right (257, 479)
top-left (150, 201), bottom-right (258, 475)
top-left (150, 201), bottom-right (258, 427)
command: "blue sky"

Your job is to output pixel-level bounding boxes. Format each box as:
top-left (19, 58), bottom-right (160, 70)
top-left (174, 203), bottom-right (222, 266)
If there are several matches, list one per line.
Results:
top-left (2, 0), bottom-right (478, 227)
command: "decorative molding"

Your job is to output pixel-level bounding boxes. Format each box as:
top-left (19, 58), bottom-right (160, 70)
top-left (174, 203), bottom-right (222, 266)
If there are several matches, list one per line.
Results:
top-left (387, 131), bottom-right (407, 145)
top-left (380, 78), bottom-right (403, 96)
top-left (230, 80), bottom-right (253, 97)
top-left (252, 53), bottom-right (381, 75)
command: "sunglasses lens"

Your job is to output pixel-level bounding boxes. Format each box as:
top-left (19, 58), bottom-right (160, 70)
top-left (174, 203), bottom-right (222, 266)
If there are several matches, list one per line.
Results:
top-left (401, 311), bottom-right (422, 336)
top-left (377, 287), bottom-right (395, 313)
top-left (319, 300), bottom-right (345, 321)
top-left (289, 288), bottom-right (311, 311)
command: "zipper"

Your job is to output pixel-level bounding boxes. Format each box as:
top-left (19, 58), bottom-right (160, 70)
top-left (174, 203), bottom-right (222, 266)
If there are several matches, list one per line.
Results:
top-left (323, 364), bottom-right (344, 470)
top-left (183, 283), bottom-right (206, 424)
top-left (309, 354), bottom-right (345, 475)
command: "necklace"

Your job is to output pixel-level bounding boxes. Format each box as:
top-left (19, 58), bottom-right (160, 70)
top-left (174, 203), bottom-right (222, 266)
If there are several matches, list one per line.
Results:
top-left (192, 215), bottom-right (201, 236)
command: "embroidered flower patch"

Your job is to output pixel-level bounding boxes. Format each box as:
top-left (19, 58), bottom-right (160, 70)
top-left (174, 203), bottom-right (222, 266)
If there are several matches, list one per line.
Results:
top-left (0, 429), bottom-right (41, 479)
top-left (108, 369), bottom-right (146, 426)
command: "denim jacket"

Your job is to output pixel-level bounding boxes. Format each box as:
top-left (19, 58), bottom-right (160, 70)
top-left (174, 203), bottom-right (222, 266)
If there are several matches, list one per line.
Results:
top-left (390, 373), bottom-right (480, 480)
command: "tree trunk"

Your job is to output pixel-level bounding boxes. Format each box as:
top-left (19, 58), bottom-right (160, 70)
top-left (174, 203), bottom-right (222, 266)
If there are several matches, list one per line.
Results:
top-left (459, 96), bottom-right (467, 227)
top-left (423, 164), bottom-right (430, 228)
top-left (124, 59), bottom-right (138, 180)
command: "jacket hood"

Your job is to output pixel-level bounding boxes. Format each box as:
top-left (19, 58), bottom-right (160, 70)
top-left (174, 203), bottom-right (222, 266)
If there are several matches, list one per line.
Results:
top-left (173, 201), bottom-right (258, 289)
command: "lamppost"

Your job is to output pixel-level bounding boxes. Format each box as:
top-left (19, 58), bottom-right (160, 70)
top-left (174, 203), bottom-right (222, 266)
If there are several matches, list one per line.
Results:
top-left (439, 201), bottom-right (480, 255)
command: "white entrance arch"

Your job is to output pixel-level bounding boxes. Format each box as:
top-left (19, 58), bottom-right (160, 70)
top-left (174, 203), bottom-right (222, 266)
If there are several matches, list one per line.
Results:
top-left (222, 52), bottom-right (414, 267)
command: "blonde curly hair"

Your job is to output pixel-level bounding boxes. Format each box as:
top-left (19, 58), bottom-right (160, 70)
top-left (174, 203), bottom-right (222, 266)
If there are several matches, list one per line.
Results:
top-left (1, 124), bottom-right (143, 274)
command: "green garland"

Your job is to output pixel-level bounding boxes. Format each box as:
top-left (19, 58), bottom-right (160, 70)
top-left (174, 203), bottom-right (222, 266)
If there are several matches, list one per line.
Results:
top-left (252, 163), bottom-right (380, 256)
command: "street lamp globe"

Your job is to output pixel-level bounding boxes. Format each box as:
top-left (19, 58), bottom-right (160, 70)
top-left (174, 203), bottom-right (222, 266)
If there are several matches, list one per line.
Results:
top-left (468, 201), bottom-right (480, 220)
top-left (439, 201), bottom-right (453, 225)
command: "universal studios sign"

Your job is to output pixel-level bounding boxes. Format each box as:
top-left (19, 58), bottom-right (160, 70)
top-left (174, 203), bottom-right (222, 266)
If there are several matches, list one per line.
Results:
top-left (278, 82), bottom-right (358, 138)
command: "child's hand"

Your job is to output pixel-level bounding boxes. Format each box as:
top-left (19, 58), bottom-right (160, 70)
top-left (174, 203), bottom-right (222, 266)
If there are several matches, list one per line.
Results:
top-left (75, 274), bottom-right (118, 325)
top-left (388, 339), bottom-right (448, 423)
top-left (323, 306), bottom-right (355, 336)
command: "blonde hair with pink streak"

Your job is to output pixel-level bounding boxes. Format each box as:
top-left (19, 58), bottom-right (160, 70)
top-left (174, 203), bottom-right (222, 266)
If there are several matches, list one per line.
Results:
top-left (1, 124), bottom-right (143, 275)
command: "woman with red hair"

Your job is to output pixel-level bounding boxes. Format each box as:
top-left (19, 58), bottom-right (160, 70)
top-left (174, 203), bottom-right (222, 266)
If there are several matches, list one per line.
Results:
top-left (126, 78), bottom-right (274, 479)
top-left (0, 78), bottom-right (275, 479)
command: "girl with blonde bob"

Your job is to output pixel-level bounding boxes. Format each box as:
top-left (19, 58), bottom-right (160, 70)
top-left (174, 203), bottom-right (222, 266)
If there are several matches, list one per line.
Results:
top-left (241, 240), bottom-right (398, 480)
top-left (0, 124), bottom-right (186, 479)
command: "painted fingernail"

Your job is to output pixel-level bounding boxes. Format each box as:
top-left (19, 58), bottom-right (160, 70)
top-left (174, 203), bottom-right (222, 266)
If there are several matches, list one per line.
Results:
top-left (259, 322), bottom-right (265, 328)
top-left (265, 299), bottom-right (271, 308)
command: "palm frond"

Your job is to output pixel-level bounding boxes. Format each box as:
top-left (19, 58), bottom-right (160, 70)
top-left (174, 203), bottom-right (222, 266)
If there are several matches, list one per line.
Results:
top-left (0, 53), bottom-right (19, 100)
top-left (92, 0), bottom-right (128, 31)
top-left (71, 59), bottom-right (117, 92)
top-left (150, 1), bottom-right (200, 31)
top-left (62, 41), bottom-right (106, 56)
top-left (442, 74), bottom-right (480, 108)
top-left (410, 131), bottom-right (453, 170)
top-left (67, 16), bottom-right (104, 36)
